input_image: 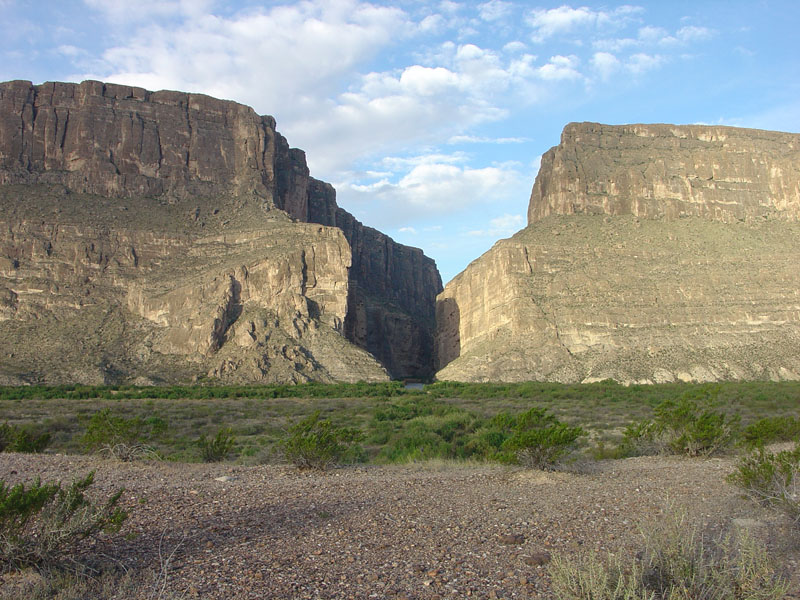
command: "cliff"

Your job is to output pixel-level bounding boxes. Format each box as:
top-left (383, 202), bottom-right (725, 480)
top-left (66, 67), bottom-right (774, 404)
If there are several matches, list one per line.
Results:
top-left (0, 80), bottom-right (441, 383)
top-left (436, 123), bottom-right (800, 384)
top-left (529, 122), bottom-right (800, 224)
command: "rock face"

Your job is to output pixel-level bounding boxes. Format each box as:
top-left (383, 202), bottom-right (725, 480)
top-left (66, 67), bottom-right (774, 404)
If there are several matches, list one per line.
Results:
top-left (0, 80), bottom-right (441, 384)
top-left (529, 122), bottom-right (800, 224)
top-left (436, 122), bottom-right (800, 383)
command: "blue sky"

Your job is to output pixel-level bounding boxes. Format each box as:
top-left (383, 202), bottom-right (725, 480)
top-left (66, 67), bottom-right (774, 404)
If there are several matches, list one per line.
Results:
top-left (2, 1), bottom-right (799, 283)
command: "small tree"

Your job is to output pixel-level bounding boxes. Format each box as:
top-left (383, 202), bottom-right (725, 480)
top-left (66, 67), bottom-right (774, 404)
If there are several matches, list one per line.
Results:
top-left (281, 412), bottom-right (363, 471)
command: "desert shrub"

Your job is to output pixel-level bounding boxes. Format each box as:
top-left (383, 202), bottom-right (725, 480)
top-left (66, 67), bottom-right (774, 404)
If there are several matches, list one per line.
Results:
top-left (79, 409), bottom-right (158, 461)
top-left (728, 445), bottom-right (800, 525)
top-left (376, 411), bottom-right (483, 462)
top-left (0, 471), bottom-right (127, 572)
top-left (741, 415), bottom-right (800, 448)
top-left (549, 507), bottom-right (788, 599)
top-left (620, 392), bottom-right (739, 458)
top-left (618, 419), bottom-right (662, 457)
top-left (281, 412), bottom-right (363, 470)
top-left (197, 427), bottom-right (236, 462)
top-left (654, 395), bottom-right (740, 457)
top-left (496, 407), bottom-right (584, 469)
top-left (0, 423), bottom-right (51, 454)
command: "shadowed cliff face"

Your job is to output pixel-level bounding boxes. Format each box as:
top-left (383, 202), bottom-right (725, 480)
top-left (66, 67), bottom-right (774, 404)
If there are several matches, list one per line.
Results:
top-left (0, 79), bottom-right (441, 383)
top-left (436, 123), bottom-right (800, 384)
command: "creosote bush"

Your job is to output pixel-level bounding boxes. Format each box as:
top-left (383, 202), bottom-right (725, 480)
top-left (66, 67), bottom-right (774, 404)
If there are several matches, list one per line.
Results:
top-left (79, 408), bottom-right (161, 461)
top-left (197, 427), bottom-right (236, 462)
top-left (549, 506), bottom-right (789, 599)
top-left (493, 407), bottom-right (584, 469)
top-left (741, 415), bottom-right (800, 448)
top-left (0, 423), bottom-right (51, 454)
top-left (620, 390), bottom-right (739, 458)
top-left (728, 444), bottom-right (800, 525)
top-left (281, 411), bottom-right (364, 470)
top-left (0, 471), bottom-right (127, 572)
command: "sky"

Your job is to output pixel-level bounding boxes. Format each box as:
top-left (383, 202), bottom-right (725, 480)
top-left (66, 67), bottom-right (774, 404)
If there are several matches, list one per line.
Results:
top-left (2, 1), bottom-right (799, 284)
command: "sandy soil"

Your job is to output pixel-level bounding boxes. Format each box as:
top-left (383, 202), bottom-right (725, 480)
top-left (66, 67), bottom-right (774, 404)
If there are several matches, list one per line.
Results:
top-left (1, 452), bottom-right (798, 599)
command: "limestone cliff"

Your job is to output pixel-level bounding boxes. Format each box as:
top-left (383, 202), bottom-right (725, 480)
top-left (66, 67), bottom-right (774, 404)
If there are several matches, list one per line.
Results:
top-left (0, 80), bottom-right (440, 383)
top-left (436, 123), bottom-right (800, 384)
top-left (529, 122), bottom-right (800, 224)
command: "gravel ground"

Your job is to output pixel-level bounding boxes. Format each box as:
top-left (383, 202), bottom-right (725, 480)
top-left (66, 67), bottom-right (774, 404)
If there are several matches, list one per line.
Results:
top-left (1, 453), bottom-right (798, 599)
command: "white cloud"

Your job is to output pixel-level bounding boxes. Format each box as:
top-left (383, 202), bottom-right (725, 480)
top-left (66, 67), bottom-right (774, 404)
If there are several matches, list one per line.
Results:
top-left (399, 226), bottom-right (417, 234)
top-left (381, 152), bottom-right (470, 169)
top-left (56, 45), bottom-right (87, 58)
top-left (591, 51), bottom-right (620, 80)
top-left (447, 134), bottom-right (527, 144)
top-left (526, 5), bottom-right (643, 43)
top-left (478, 0), bottom-right (513, 22)
top-left (638, 25), bottom-right (668, 43)
top-left (339, 156), bottom-right (525, 228)
top-left (626, 52), bottom-right (664, 74)
top-left (503, 40), bottom-right (527, 54)
top-left (594, 22), bottom-right (714, 54)
top-left (537, 54), bottom-right (582, 81)
top-left (527, 5), bottom-right (596, 41)
top-left (676, 25), bottom-right (714, 43)
top-left (85, 0), bottom-right (412, 119)
top-left (467, 213), bottom-right (525, 237)
top-left (592, 37), bottom-right (638, 52)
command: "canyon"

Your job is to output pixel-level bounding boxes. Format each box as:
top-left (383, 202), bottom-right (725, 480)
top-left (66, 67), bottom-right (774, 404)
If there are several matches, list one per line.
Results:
top-left (2, 81), bottom-right (799, 386)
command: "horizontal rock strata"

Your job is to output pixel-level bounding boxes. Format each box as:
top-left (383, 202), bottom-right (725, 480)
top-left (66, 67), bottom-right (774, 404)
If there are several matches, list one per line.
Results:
top-left (437, 123), bottom-right (800, 383)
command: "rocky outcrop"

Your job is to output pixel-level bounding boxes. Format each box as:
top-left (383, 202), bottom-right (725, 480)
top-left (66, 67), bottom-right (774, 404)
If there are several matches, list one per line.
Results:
top-left (436, 123), bottom-right (800, 383)
top-left (529, 122), bottom-right (800, 224)
top-left (0, 80), bottom-right (440, 383)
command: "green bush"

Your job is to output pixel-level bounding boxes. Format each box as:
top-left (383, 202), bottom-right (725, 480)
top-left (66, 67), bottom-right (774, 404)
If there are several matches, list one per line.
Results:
top-left (79, 409), bottom-right (157, 461)
top-left (0, 472), bottom-right (127, 572)
top-left (197, 427), bottom-right (236, 462)
top-left (728, 445), bottom-right (800, 525)
top-left (281, 412), bottom-right (363, 470)
top-left (496, 407), bottom-right (584, 469)
top-left (549, 507), bottom-right (788, 599)
top-left (0, 423), bottom-right (51, 454)
top-left (655, 395), bottom-right (740, 457)
top-left (618, 420), bottom-right (662, 457)
top-left (620, 392), bottom-right (739, 458)
top-left (741, 415), bottom-right (800, 448)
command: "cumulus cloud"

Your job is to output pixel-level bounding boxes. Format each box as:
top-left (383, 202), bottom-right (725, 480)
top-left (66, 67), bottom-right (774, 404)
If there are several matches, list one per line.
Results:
top-left (536, 54), bottom-right (582, 81)
top-left (338, 154), bottom-right (526, 228)
top-left (85, 0), bottom-right (411, 117)
top-left (591, 51), bottom-right (621, 80)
